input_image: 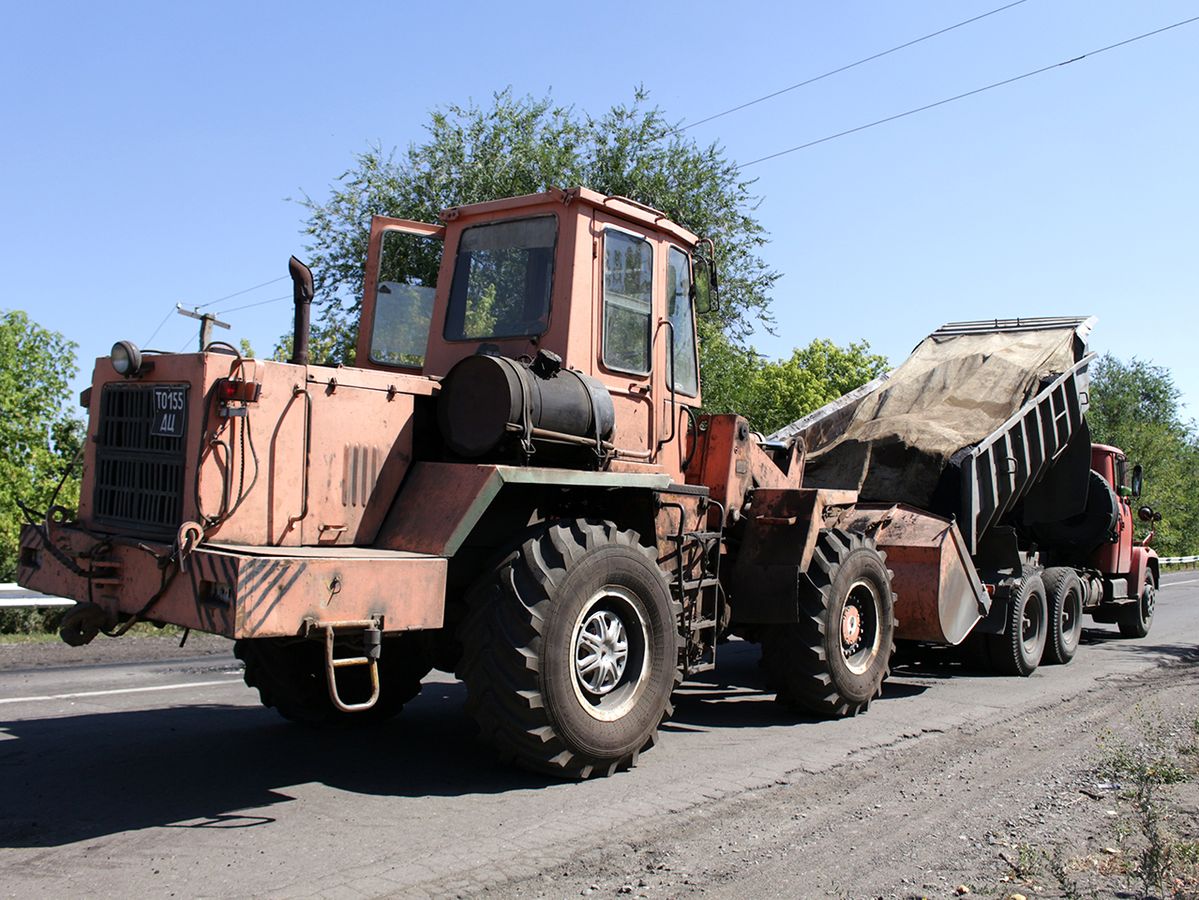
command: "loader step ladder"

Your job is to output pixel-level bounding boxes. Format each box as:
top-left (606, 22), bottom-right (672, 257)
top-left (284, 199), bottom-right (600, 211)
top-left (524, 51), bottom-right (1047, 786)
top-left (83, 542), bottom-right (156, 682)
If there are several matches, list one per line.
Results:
top-left (305, 618), bottom-right (383, 713)
top-left (668, 529), bottom-right (723, 676)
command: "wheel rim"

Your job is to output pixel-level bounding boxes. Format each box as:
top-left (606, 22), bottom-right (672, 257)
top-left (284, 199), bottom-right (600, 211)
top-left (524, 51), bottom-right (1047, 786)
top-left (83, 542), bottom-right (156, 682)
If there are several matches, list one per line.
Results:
top-left (1141, 585), bottom-right (1155, 625)
top-left (570, 587), bottom-right (650, 722)
top-left (1061, 588), bottom-right (1081, 651)
top-left (842, 579), bottom-right (882, 676)
top-left (575, 609), bottom-right (629, 694)
top-left (1021, 595), bottom-right (1044, 654)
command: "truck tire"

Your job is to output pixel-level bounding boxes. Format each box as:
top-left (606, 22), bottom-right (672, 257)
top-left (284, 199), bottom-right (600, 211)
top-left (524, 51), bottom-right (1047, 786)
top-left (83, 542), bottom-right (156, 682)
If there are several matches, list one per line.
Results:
top-left (986, 573), bottom-right (1048, 676)
top-left (235, 634), bottom-right (432, 728)
top-left (457, 519), bottom-right (681, 779)
top-left (1041, 567), bottom-right (1084, 665)
top-left (1118, 573), bottom-right (1156, 638)
top-left (761, 529), bottom-right (895, 717)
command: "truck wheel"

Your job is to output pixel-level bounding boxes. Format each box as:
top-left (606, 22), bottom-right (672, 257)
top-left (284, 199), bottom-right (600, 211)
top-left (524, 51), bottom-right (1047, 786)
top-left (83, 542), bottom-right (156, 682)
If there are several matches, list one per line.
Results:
top-left (761, 529), bottom-right (895, 717)
top-left (1042, 567), bottom-right (1084, 665)
top-left (1118, 573), bottom-right (1156, 638)
top-left (235, 634), bottom-right (432, 728)
top-left (457, 519), bottom-right (681, 779)
top-left (986, 573), bottom-right (1048, 676)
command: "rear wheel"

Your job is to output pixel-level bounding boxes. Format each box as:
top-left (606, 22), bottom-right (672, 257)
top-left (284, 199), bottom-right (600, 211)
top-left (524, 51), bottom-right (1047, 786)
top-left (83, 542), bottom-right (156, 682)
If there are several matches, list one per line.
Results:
top-left (986, 573), bottom-right (1048, 676)
top-left (1042, 567), bottom-right (1084, 665)
top-left (761, 529), bottom-right (895, 717)
top-left (1118, 573), bottom-right (1156, 638)
top-left (235, 633), bottom-right (432, 727)
top-left (457, 519), bottom-right (681, 779)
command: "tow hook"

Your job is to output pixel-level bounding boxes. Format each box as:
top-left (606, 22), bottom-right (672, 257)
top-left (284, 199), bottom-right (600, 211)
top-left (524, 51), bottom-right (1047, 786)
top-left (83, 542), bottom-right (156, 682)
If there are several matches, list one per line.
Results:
top-left (59, 602), bottom-right (115, 647)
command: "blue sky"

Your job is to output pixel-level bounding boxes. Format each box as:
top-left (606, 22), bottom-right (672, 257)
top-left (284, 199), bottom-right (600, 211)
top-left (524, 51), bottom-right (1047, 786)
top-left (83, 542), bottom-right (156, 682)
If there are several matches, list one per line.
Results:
top-left (3, 1), bottom-right (1196, 419)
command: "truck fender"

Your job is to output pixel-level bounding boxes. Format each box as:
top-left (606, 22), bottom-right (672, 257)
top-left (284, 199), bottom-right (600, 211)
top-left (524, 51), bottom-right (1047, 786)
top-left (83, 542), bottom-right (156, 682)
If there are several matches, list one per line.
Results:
top-left (1128, 546), bottom-right (1158, 595)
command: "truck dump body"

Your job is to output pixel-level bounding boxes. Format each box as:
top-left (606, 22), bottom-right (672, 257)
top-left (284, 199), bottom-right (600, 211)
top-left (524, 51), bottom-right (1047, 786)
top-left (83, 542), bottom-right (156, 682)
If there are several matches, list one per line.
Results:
top-left (773, 318), bottom-right (1095, 554)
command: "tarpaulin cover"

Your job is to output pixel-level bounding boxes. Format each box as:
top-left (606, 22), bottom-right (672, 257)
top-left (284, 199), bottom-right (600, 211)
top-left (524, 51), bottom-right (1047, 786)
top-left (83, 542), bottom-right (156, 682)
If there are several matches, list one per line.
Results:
top-left (802, 328), bottom-right (1078, 508)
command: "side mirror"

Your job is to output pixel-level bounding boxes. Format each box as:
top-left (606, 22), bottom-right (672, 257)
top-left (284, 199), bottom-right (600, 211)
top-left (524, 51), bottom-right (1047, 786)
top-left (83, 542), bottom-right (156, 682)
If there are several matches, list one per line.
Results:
top-left (692, 255), bottom-right (718, 315)
top-left (1130, 463), bottom-right (1143, 498)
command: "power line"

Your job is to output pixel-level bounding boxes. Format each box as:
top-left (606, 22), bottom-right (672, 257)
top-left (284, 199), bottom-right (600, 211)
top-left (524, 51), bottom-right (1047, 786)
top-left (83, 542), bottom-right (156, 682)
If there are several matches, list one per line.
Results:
top-left (676, 0), bottom-right (1031, 135)
top-left (212, 293), bottom-right (292, 315)
top-left (143, 305), bottom-right (176, 347)
top-left (736, 14), bottom-right (1199, 170)
top-left (194, 275), bottom-right (289, 309)
top-left (145, 274), bottom-right (291, 346)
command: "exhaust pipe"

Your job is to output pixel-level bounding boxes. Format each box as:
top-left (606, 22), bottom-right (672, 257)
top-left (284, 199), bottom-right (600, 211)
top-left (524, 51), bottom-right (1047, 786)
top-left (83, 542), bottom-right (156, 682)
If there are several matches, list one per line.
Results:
top-left (289, 256), bottom-right (315, 365)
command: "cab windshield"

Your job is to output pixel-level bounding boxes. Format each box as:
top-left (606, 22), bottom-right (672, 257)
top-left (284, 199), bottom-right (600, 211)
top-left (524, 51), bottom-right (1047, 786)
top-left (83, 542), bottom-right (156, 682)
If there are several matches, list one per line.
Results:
top-left (444, 216), bottom-right (556, 341)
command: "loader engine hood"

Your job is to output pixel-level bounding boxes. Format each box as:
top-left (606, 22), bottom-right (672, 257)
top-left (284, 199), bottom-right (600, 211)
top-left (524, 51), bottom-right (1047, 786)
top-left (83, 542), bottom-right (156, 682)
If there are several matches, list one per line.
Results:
top-left (78, 350), bottom-right (435, 548)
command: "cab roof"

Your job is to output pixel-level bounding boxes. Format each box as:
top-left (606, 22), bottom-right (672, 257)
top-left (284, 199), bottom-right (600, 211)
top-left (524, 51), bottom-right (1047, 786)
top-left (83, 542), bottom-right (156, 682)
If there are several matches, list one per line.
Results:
top-left (438, 186), bottom-right (702, 249)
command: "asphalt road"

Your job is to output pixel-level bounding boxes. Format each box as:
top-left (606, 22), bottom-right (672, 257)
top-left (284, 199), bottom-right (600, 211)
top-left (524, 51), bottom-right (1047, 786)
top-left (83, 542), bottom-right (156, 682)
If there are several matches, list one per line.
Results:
top-left (1, 572), bottom-right (1196, 898)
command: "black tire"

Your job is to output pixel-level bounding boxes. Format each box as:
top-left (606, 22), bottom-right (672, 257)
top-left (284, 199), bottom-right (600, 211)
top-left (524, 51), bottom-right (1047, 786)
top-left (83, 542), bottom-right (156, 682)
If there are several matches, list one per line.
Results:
top-left (235, 633), bottom-right (432, 727)
top-left (1118, 572), bottom-right (1156, 638)
top-left (1042, 567), bottom-right (1084, 665)
top-left (761, 529), bottom-right (895, 717)
top-left (457, 519), bottom-right (681, 779)
top-left (986, 572), bottom-right (1048, 676)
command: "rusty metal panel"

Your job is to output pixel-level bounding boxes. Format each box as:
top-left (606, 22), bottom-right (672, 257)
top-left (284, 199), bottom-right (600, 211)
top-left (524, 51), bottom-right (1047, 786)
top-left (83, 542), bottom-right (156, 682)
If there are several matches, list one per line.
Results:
top-left (727, 487), bottom-right (858, 624)
top-left (376, 463), bottom-right (504, 556)
top-left (220, 546), bottom-right (445, 638)
top-left (301, 369), bottom-right (418, 547)
top-left (16, 524), bottom-right (445, 639)
top-left (377, 462), bottom-right (673, 556)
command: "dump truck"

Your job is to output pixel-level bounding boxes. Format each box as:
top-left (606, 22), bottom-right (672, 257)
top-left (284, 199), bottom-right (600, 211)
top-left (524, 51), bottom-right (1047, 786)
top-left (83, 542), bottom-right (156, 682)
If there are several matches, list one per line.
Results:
top-left (17, 187), bottom-right (1160, 779)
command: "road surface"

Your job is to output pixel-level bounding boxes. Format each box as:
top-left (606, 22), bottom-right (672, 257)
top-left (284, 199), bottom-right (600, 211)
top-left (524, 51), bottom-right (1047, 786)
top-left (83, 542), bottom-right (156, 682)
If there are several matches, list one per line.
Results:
top-left (1, 572), bottom-right (1196, 898)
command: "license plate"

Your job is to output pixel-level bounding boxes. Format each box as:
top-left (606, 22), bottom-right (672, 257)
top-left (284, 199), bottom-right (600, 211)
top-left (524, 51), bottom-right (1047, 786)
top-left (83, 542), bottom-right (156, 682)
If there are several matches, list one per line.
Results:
top-left (150, 386), bottom-right (188, 438)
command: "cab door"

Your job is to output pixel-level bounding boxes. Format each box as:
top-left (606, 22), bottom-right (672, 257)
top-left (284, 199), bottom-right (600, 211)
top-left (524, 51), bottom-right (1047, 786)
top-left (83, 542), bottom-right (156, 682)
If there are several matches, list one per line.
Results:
top-left (592, 211), bottom-right (655, 459)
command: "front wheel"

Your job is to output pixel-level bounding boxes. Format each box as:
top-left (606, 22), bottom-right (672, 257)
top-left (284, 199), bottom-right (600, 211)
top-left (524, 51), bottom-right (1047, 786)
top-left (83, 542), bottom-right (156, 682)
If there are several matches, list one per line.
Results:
top-left (761, 529), bottom-right (896, 717)
top-left (457, 519), bottom-right (681, 779)
top-left (1118, 573), bottom-right (1156, 638)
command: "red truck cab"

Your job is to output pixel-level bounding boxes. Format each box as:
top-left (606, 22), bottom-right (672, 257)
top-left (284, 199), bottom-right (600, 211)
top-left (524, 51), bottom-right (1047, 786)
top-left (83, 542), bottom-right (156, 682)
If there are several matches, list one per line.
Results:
top-left (1088, 443), bottom-right (1159, 636)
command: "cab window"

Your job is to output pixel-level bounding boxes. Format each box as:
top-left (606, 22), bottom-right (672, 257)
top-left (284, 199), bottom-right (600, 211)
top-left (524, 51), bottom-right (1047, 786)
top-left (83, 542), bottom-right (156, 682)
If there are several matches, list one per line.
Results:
top-left (602, 230), bottom-right (653, 375)
top-left (666, 247), bottom-right (699, 396)
top-left (369, 229), bottom-right (441, 367)
top-left (444, 216), bottom-right (556, 341)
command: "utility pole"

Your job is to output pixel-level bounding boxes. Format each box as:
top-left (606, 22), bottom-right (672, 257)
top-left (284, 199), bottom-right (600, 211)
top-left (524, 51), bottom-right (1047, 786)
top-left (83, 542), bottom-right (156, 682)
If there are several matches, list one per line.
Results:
top-left (176, 304), bottom-right (231, 351)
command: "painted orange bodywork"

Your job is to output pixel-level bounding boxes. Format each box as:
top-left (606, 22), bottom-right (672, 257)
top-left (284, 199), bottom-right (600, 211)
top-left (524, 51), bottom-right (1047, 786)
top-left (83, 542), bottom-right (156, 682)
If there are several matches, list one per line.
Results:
top-left (1088, 443), bottom-right (1158, 598)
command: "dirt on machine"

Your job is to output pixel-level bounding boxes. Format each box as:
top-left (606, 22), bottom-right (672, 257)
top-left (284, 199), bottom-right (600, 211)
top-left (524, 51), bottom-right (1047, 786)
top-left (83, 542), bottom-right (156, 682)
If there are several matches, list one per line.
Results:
top-left (18, 187), bottom-right (1162, 778)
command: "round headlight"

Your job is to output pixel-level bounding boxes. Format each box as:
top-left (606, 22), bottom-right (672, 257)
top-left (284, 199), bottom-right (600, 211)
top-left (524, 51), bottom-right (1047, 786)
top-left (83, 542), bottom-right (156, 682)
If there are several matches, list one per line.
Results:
top-left (111, 340), bottom-right (142, 376)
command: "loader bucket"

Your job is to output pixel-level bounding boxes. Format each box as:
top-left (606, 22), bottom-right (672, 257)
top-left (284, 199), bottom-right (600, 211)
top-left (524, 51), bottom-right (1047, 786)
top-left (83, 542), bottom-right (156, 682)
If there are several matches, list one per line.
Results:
top-left (831, 505), bottom-right (989, 645)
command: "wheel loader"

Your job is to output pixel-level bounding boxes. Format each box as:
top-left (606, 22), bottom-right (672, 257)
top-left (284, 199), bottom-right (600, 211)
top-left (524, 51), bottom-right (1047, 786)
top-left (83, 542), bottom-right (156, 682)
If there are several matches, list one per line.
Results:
top-left (17, 187), bottom-right (1159, 778)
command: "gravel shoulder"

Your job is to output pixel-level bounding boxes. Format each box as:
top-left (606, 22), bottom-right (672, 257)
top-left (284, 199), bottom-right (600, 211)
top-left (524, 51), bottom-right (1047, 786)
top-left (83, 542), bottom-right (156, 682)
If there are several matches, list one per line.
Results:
top-left (0, 630), bottom-right (233, 672)
top-left (479, 652), bottom-right (1199, 900)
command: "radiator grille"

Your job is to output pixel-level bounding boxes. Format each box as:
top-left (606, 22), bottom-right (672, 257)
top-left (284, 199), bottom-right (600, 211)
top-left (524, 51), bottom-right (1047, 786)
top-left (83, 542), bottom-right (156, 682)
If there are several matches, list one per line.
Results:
top-left (93, 383), bottom-right (189, 535)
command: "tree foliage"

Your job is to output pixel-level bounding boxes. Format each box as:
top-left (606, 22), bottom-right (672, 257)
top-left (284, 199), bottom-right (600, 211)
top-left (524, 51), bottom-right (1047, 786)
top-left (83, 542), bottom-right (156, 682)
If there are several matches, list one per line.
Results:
top-left (1087, 354), bottom-right (1199, 556)
top-left (699, 321), bottom-right (889, 434)
top-left (292, 88), bottom-right (778, 363)
top-left (0, 311), bottom-right (84, 580)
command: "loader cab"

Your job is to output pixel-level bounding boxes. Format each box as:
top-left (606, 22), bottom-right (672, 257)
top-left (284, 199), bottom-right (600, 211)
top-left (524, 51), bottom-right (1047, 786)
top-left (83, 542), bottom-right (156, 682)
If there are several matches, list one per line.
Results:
top-left (354, 187), bottom-right (708, 479)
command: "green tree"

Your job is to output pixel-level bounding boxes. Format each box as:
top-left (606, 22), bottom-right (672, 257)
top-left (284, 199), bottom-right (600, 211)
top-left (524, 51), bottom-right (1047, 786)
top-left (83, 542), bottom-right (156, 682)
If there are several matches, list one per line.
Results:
top-left (290, 88), bottom-right (777, 363)
top-left (1087, 353), bottom-right (1199, 556)
top-left (699, 323), bottom-right (889, 434)
top-left (0, 310), bottom-right (84, 580)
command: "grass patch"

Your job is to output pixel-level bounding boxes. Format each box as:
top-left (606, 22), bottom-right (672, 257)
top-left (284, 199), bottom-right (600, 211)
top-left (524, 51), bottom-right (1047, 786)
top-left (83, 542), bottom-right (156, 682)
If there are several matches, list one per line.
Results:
top-left (1098, 704), bottom-right (1199, 898)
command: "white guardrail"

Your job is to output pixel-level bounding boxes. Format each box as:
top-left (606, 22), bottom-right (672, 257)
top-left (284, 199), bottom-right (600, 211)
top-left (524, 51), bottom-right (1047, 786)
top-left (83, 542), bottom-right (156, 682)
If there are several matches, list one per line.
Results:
top-left (1161, 556), bottom-right (1199, 566)
top-left (0, 583), bottom-right (74, 609)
